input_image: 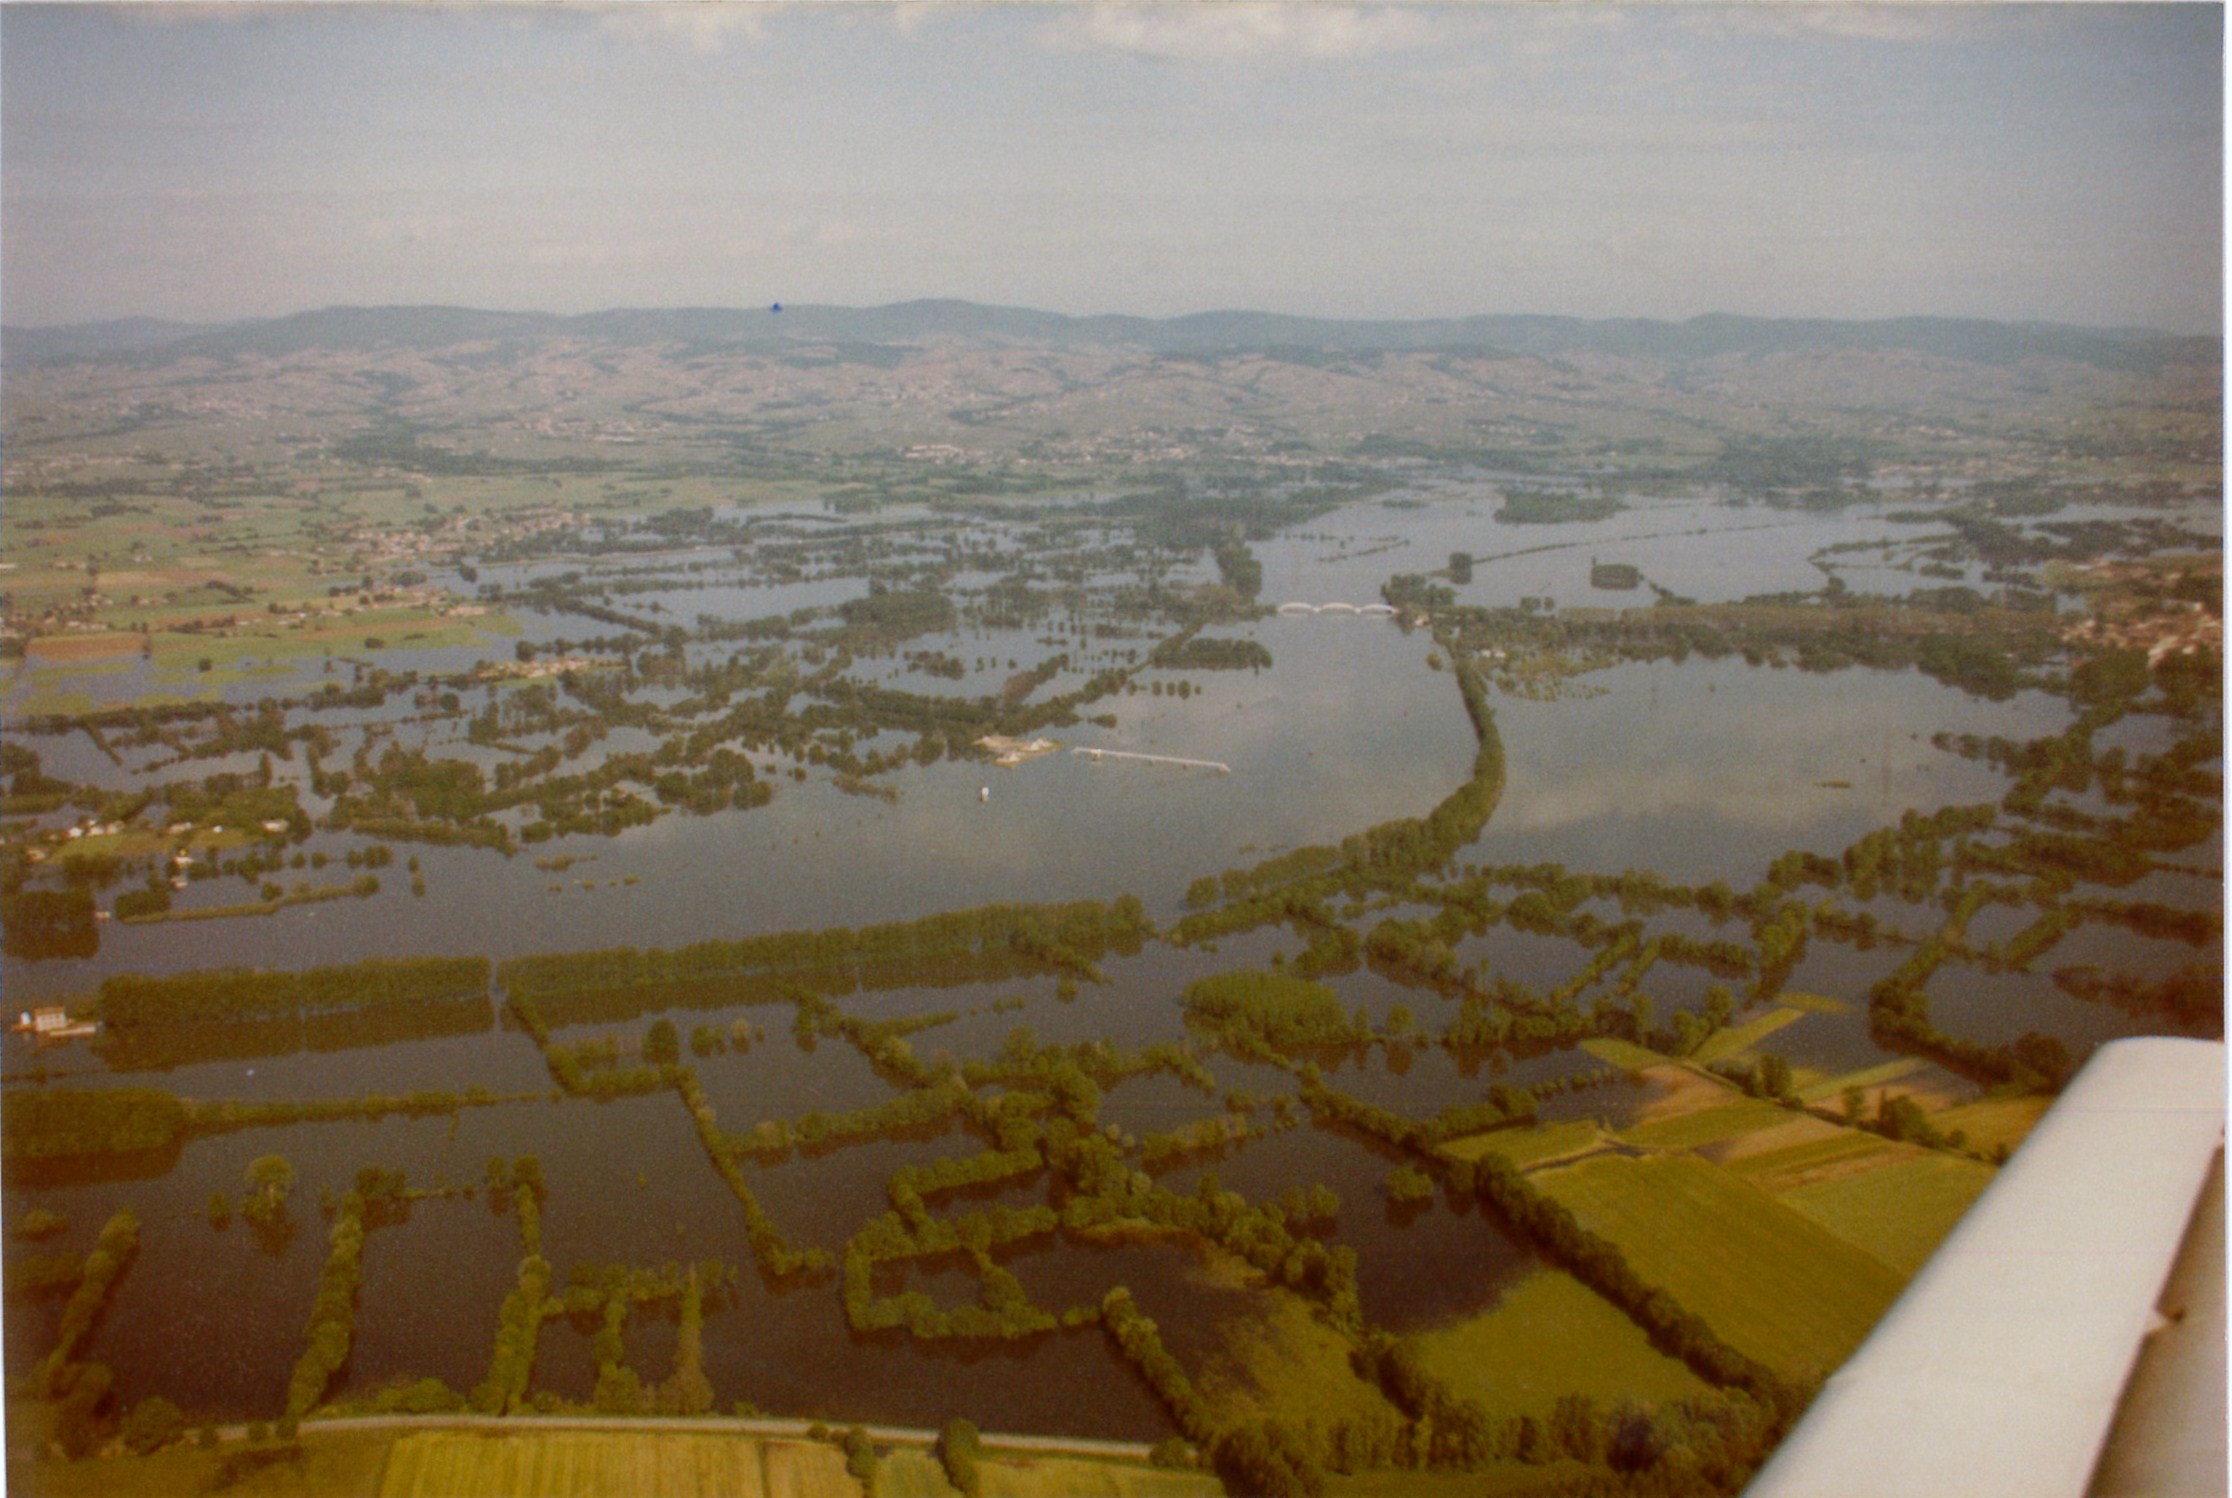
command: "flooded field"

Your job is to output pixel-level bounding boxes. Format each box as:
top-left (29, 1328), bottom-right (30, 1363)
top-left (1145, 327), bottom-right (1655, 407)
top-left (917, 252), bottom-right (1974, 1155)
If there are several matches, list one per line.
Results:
top-left (3, 479), bottom-right (2218, 1457)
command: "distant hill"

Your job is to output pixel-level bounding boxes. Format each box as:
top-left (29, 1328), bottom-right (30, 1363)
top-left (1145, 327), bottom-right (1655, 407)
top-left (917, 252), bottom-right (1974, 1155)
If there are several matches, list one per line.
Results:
top-left (1, 317), bottom-right (211, 363)
top-left (3, 300), bottom-right (2214, 376)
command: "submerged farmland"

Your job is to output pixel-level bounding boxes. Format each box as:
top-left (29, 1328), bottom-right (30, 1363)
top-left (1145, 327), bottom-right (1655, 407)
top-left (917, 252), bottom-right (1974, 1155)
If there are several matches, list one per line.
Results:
top-left (1, 307), bottom-right (2218, 1496)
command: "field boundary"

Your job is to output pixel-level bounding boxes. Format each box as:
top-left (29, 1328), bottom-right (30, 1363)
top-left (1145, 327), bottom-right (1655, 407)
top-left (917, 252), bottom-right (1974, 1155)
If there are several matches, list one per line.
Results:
top-left (282, 1412), bottom-right (1162, 1463)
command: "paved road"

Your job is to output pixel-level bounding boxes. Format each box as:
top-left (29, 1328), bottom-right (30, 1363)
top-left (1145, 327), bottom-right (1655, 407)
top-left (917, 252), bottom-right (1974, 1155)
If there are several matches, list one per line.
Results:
top-left (215, 1411), bottom-right (1162, 1463)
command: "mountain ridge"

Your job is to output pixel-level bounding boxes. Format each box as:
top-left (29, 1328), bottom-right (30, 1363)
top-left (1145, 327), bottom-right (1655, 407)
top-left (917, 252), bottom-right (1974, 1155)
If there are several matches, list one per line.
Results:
top-left (3, 300), bottom-right (2214, 375)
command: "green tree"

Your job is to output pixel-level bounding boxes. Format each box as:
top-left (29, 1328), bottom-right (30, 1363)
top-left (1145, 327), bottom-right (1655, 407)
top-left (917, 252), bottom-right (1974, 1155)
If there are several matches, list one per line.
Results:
top-left (1386, 1165), bottom-right (1436, 1205)
top-left (52, 1362), bottom-right (114, 1459)
top-left (14, 1207), bottom-right (68, 1241)
top-left (120, 1395), bottom-right (185, 1456)
top-left (938, 1418), bottom-right (983, 1498)
top-left (1757, 1053), bottom-right (1794, 1103)
top-left (243, 1154), bottom-right (295, 1226)
top-left (642, 1019), bottom-right (679, 1067)
top-left (659, 1265), bottom-right (715, 1415)
top-left (843, 1426), bottom-right (878, 1496)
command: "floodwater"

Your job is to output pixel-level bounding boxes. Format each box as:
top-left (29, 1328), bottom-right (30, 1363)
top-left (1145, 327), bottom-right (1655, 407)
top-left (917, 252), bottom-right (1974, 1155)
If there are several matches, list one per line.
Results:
top-left (3, 489), bottom-right (2216, 1436)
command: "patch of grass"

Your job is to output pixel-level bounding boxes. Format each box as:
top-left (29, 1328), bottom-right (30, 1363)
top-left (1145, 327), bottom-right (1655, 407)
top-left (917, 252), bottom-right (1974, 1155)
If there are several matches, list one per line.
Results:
top-left (763, 1437), bottom-right (865, 1498)
top-left (1771, 991), bottom-right (1851, 1015)
top-left (1439, 1119), bottom-right (1604, 1170)
top-left (1690, 1007), bottom-right (1805, 1067)
top-left (1579, 1037), bottom-right (1665, 1073)
top-left (10, 690), bottom-right (101, 718)
top-left (377, 1430), bottom-right (785, 1498)
top-left (139, 609), bottom-right (521, 677)
top-left (1796, 1058), bottom-right (1927, 1105)
top-left (1619, 1096), bottom-right (1794, 1151)
top-left (1722, 1131), bottom-right (1904, 1194)
top-left (1409, 1270), bottom-right (1710, 1421)
top-left (118, 878), bottom-right (373, 925)
top-left (1534, 1152), bottom-right (1906, 1380)
top-left (1928, 1094), bottom-right (2051, 1155)
top-left (877, 1449), bottom-right (959, 1498)
top-left (52, 829), bottom-right (172, 864)
top-left (1326, 1464), bottom-right (1598, 1496)
top-left (1195, 1282), bottom-right (1404, 1442)
top-left (11, 1429), bottom-right (392, 1498)
top-left (1780, 1152), bottom-right (1995, 1275)
top-left (980, 1455), bottom-right (1221, 1498)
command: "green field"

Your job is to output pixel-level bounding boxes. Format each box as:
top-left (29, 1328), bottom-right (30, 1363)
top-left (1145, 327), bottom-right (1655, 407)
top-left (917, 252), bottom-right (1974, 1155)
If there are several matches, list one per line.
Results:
top-left (1780, 1152), bottom-right (1995, 1274)
top-left (1689, 1007), bottom-right (1805, 1067)
top-left (1325, 1463), bottom-right (1600, 1496)
top-left (1795, 1057), bottom-right (1928, 1105)
top-left (1929, 1094), bottom-right (2051, 1154)
top-left (875, 1450), bottom-right (961, 1498)
top-left (377, 1430), bottom-right (845, 1498)
top-left (7, 1429), bottom-right (394, 1498)
top-left (1721, 1131), bottom-right (1904, 1194)
top-left (1195, 1283), bottom-right (1406, 1440)
top-left (983, 1455), bottom-right (1220, 1498)
top-left (1618, 1095), bottom-right (1795, 1151)
top-left (1769, 991), bottom-right (1852, 1015)
top-left (1439, 1119), bottom-right (1604, 1170)
top-left (1533, 1153), bottom-right (1906, 1379)
top-left (1409, 1269), bottom-right (1710, 1420)
top-left (877, 1446), bottom-right (1219, 1498)
top-left (1578, 1037), bottom-right (1666, 1072)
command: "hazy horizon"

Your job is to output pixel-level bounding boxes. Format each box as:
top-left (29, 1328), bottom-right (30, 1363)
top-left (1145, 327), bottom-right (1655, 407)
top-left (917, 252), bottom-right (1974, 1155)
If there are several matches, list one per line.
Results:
top-left (4, 296), bottom-right (2219, 340)
top-left (3, 4), bottom-right (2221, 334)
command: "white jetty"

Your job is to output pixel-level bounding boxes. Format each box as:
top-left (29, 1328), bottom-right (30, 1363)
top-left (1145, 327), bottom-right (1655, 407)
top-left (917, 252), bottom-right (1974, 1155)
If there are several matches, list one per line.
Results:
top-left (1072, 748), bottom-right (1230, 774)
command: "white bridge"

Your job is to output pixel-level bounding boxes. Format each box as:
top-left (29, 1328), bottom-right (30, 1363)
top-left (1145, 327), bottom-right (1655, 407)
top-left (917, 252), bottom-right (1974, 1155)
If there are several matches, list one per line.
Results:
top-left (1072, 748), bottom-right (1231, 774)
top-left (1275, 601), bottom-right (1397, 616)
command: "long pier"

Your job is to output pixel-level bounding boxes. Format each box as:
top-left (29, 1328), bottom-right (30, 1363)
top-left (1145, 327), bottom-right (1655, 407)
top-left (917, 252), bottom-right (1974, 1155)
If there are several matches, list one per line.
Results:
top-left (1072, 748), bottom-right (1231, 774)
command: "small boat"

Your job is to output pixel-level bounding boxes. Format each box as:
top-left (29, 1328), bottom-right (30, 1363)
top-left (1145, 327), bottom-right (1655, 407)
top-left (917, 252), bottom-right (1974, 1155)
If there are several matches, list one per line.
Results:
top-left (979, 786), bottom-right (990, 803)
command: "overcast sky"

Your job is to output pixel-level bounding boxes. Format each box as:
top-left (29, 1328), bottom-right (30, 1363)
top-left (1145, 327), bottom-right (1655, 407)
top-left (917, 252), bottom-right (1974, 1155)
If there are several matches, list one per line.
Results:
top-left (2, 3), bottom-right (2220, 332)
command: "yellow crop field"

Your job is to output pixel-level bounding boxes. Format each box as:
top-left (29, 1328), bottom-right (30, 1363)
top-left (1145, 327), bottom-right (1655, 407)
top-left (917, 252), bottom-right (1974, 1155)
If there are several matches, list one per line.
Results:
top-left (377, 1429), bottom-right (829, 1498)
top-left (1689, 1007), bottom-right (1805, 1067)
top-left (764, 1439), bottom-right (860, 1498)
top-left (874, 1449), bottom-right (959, 1498)
top-left (980, 1455), bottom-right (1221, 1498)
top-left (1439, 1119), bottom-right (1603, 1170)
top-left (1929, 1093), bottom-right (2051, 1154)
top-left (1409, 1269), bottom-right (1709, 1420)
top-left (1723, 1131), bottom-right (1904, 1194)
top-left (867, 1445), bottom-right (1220, 1498)
top-left (1534, 1153), bottom-right (1905, 1380)
top-left (1618, 1096), bottom-right (1794, 1151)
top-left (1780, 1151), bottom-right (1995, 1274)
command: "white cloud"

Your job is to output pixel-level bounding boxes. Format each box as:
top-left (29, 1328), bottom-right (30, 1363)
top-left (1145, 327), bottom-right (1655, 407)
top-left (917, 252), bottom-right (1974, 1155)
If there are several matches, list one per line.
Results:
top-left (593, 3), bottom-right (768, 54)
top-left (1665, 3), bottom-right (1999, 46)
top-left (1040, 4), bottom-right (1438, 62)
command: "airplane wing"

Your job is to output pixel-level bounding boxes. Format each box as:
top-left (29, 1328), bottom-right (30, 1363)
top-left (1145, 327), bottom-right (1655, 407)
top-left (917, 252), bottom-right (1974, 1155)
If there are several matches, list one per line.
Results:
top-left (1745, 1035), bottom-right (2226, 1498)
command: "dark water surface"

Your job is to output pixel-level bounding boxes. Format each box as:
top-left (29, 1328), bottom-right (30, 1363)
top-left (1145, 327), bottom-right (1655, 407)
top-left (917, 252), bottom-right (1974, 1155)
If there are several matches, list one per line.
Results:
top-left (4, 492), bottom-right (2216, 1434)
